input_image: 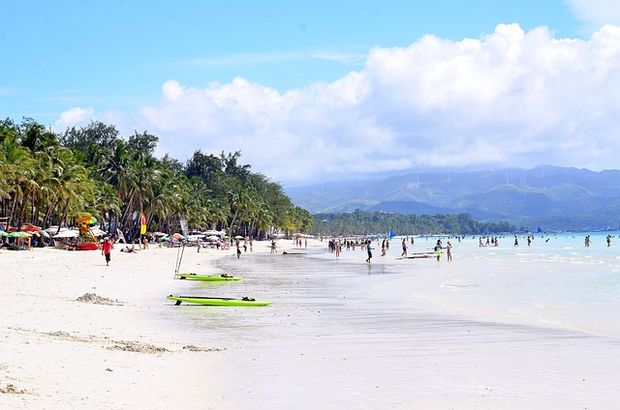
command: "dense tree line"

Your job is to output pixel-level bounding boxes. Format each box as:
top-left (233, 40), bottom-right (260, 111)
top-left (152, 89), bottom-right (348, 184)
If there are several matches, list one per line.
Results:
top-left (0, 118), bottom-right (313, 238)
top-left (312, 210), bottom-right (515, 236)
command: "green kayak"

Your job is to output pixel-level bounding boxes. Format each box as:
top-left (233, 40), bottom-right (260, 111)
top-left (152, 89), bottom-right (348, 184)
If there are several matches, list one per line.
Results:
top-left (167, 295), bottom-right (272, 307)
top-left (174, 273), bottom-right (241, 281)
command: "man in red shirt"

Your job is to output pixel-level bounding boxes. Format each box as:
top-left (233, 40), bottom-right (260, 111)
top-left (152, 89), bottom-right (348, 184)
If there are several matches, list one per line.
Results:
top-left (101, 238), bottom-right (113, 266)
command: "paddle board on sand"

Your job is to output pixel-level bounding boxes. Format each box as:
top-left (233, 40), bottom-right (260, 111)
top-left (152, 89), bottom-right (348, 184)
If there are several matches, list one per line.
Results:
top-left (167, 295), bottom-right (271, 307)
top-left (174, 273), bottom-right (241, 281)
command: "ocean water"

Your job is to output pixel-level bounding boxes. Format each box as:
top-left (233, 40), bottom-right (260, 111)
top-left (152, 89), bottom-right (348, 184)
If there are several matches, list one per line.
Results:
top-left (162, 234), bottom-right (620, 409)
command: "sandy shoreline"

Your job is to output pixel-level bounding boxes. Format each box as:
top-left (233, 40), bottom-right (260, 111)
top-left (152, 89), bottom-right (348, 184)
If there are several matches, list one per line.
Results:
top-left (0, 239), bottom-right (308, 409)
top-left (3, 237), bottom-right (620, 409)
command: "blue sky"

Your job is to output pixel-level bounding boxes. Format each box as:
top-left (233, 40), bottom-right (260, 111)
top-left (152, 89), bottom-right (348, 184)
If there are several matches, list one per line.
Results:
top-left (3, 1), bottom-right (620, 183)
top-left (1, 0), bottom-right (578, 122)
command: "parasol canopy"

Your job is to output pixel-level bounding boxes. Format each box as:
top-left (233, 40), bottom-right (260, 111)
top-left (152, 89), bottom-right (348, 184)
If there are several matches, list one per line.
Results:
top-left (20, 223), bottom-right (41, 233)
top-left (9, 231), bottom-right (31, 238)
top-left (90, 227), bottom-right (107, 237)
top-left (53, 230), bottom-right (79, 239)
top-left (203, 229), bottom-right (226, 236)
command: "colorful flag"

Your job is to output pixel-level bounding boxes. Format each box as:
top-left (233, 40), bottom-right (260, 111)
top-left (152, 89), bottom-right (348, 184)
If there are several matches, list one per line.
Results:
top-left (140, 212), bottom-right (147, 235)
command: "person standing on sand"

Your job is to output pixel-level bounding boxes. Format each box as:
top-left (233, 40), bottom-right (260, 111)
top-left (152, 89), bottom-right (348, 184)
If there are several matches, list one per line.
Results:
top-left (434, 241), bottom-right (442, 261)
top-left (365, 240), bottom-right (372, 263)
top-left (236, 239), bottom-right (241, 259)
top-left (446, 241), bottom-right (453, 262)
top-left (401, 238), bottom-right (408, 257)
top-left (381, 239), bottom-right (386, 256)
top-left (101, 237), bottom-right (113, 266)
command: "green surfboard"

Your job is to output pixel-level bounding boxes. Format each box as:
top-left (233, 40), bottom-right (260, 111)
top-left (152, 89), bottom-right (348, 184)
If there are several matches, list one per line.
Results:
top-left (174, 273), bottom-right (241, 281)
top-left (167, 295), bottom-right (271, 307)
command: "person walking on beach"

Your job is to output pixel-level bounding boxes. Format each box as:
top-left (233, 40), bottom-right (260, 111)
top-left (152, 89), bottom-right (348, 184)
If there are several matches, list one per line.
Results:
top-left (381, 239), bottom-right (386, 256)
top-left (365, 240), bottom-right (372, 263)
top-left (446, 241), bottom-right (453, 262)
top-left (514, 236), bottom-right (519, 247)
top-left (607, 234), bottom-right (612, 247)
top-left (401, 238), bottom-right (408, 257)
top-left (270, 240), bottom-right (277, 254)
top-left (236, 239), bottom-right (241, 259)
top-left (101, 237), bottom-right (113, 266)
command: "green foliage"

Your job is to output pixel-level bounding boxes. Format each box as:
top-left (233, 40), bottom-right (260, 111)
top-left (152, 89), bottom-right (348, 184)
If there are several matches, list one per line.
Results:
top-left (312, 210), bottom-right (514, 236)
top-left (0, 118), bottom-right (309, 238)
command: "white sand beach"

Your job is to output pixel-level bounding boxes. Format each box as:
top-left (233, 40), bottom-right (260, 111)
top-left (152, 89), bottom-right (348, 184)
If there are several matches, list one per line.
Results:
top-left (0, 240), bottom-right (307, 409)
top-left (2, 236), bottom-right (620, 409)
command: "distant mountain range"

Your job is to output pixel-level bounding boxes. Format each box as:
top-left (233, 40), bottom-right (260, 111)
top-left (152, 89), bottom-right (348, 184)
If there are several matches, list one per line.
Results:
top-left (285, 166), bottom-right (620, 230)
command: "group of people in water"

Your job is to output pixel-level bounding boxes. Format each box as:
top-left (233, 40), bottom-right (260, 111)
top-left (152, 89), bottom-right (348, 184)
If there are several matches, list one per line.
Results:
top-left (327, 236), bottom-right (453, 263)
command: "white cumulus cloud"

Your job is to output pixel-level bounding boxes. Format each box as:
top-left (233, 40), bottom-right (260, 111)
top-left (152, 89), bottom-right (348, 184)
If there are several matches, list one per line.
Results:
top-left (568, 0), bottom-right (620, 30)
top-left (53, 107), bottom-right (96, 131)
top-left (55, 24), bottom-right (620, 183)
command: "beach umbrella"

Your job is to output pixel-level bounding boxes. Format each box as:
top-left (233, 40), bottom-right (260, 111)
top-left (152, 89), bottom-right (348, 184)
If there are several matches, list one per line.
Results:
top-left (9, 231), bottom-right (31, 238)
top-left (203, 229), bottom-right (225, 236)
top-left (90, 227), bottom-right (107, 237)
top-left (206, 235), bottom-right (220, 241)
top-left (44, 226), bottom-right (68, 235)
top-left (53, 230), bottom-right (79, 239)
top-left (151, 232), bottom-right (167, 237)
top-left (0, 230), bottom-right (8, 237)
top-left (20, 223), bottom-right (41, 233)
top-left (172, 233), bottom-right (185, 240)
top-left (234, 235), bottom-right (244, 239)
